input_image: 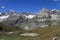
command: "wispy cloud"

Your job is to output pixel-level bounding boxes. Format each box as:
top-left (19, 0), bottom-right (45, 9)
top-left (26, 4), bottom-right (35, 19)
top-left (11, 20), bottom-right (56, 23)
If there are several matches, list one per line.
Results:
top-left (53, 0), bottom-right (60, 8)
top-left (53, 0), bottom-right (59, 2)
top-left (1, 6), bottom-right (5, 8)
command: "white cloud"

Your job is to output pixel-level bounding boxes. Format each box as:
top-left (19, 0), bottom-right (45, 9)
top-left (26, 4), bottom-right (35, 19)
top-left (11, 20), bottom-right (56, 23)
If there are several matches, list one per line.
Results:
top-left (54, 0), bottom-right (59, 2)
top-left (1, 6), bottom-right (5, 8)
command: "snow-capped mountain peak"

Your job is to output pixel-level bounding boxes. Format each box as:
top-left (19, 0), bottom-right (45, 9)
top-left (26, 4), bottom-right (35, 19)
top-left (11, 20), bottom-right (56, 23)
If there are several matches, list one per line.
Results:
top-left (41, 8), bottom-right (48, 12)
top-left (51, 9), bottom-right (59, 12)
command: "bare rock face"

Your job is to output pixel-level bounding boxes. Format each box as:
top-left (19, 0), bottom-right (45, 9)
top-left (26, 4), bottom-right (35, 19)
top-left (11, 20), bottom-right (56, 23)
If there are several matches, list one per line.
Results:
top-left (1, 10), bottom-right (28, 26)
top-left (36, 8), bottom-right (50, 18)
top-left (20, 21), bottom-right (38, 30)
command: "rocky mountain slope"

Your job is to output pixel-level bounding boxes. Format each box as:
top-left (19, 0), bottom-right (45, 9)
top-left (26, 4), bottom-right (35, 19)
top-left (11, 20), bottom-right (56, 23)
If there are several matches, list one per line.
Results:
top-left (0, 8), bottom-right (60, 31)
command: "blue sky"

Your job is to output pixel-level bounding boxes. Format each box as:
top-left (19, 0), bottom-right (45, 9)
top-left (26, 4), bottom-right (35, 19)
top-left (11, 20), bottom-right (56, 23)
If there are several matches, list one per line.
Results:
top-left (0, 0), bottom-right (60, 13)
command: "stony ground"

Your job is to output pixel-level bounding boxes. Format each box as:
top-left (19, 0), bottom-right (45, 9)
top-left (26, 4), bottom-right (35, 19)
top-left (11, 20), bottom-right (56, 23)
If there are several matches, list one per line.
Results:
top-left (0, 25), bottom-right (60, 40)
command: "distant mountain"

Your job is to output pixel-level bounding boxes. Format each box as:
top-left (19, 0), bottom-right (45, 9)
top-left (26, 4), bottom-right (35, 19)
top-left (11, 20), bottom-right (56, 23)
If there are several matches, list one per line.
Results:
top-left (51, 9), bottom-right (59, 12)
top-left (0, 8), bottom-right (60, 31)
top-left (0, 10), bottom-right (35, 27)
top-left (20, 12), bottom-right (35, 19)
top-left (36, 8), bottom-right (50, 18)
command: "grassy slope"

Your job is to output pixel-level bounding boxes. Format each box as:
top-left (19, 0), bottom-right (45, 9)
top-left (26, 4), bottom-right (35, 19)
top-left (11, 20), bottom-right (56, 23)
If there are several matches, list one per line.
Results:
top-left (17, 25), bottom-right (60, 40)
top-left (0, 23), bottom-right (23, 33)
top-left (0, 25), bottom-right (60, 40)
top-left (29, 25), bottom-right (60, 40)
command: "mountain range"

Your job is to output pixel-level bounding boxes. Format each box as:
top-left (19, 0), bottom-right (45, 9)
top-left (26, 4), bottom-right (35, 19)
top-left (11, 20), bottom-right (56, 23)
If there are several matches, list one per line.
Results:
top-left (0, 8), bottom-right (60, 31)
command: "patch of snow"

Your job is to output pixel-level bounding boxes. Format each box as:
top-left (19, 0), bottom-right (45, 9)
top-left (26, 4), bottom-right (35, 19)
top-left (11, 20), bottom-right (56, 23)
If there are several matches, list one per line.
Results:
top-left (0, 15), bottom-right (9, 22)
top-left (25, 15), bottom-right (35, 19)
top-left (0, 15), bottom-right (9, 19)
top-left (40, 24), bottom-right (48, 27)
top-left (51, 9), bottom-right (59, 12)
top-left (20, 33), bottom-right (39, 37)
top-left (8, 32), bottom-right (14, 34)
